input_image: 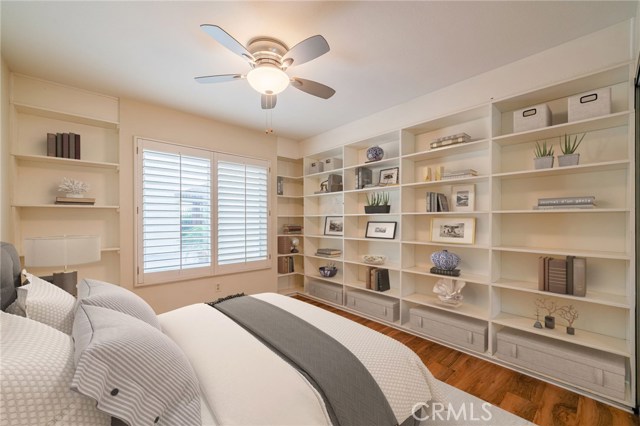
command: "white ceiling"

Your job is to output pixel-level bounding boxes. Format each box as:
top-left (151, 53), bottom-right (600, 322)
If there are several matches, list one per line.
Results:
top-left (1, 1), bottom-right (637, 141)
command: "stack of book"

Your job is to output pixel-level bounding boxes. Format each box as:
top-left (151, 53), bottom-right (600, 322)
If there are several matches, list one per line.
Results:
top-left (426, 192), bottom-right (449, 212)
top-left (354, 166), bottom-right (373, 190)
top-left (278, 256), bottom-right (295, 274)
top-left (430, 133), bottom-right (471, 149)
top-left (534, 196), bottom-right (596, 210)
top-left (538, 256), bottom-right (586, 296)
top-left (316, 248), bottom-right (342, 258)
top-left (441, 169), bottom-right (478, 180)
top-left (55, 197), bottom-right (95, 205)
top-left (430, 266), bottom-right (460, 277)
top-left (366, 267), bottom-right (390, 292)
top-left (282, 224), bottom-right (303, 234)
top-left (47, 133), bottom-right (81, 160)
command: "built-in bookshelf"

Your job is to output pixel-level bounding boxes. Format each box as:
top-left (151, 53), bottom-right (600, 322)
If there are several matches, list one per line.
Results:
top-left (300, 62), bottom-right (635, 408)
top-left (9, 74), bottom-right (121, 284)
top-left (276, 157), bottom-right (305, 295)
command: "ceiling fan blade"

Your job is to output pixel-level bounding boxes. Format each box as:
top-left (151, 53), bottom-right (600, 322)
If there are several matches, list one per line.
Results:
top-left (200, 24), bottom-right (255, 63)
top-left (291, 78), bottom-right (335, 99)
top-left (281, 35), bottom-right (329, 68)
top-left (261, 94), bottom-right (277, 110)
top-left (194, 74), bottom-right (244, 84)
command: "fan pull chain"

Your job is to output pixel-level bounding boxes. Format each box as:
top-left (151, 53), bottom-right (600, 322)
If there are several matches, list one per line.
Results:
top-left (265, 110), bottom-right (274, 134)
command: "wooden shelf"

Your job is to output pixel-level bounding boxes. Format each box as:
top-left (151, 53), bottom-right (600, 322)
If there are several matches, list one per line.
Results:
top-left (493, 208), bottom-right (629, 214)
top-left (13, 153), bottom-right (119, 169)
top-left (493, 159), bottom-right (629, 180)
top-left (402, 175), bottom-right (488, 189)
top-left (493, 245), bottom-right (630, 260)
top-left (403, 292), bottom-right (489, 320)
top-left (13, 203), bottom-right (120, 210)
top-left (402, 139), bottom-right (490, 162)
top-left (343, 280), bottom-right (400, 298)
top-left (403, 266), bottom-right (490, 285)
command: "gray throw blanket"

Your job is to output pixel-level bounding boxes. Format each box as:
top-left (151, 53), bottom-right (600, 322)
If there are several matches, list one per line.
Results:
top-left (210, 295), bottom-right (398, 426)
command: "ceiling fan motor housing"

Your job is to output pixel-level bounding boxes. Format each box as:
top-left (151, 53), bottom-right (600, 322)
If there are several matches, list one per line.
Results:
top-left (247, 37), bottom-right (288, 69)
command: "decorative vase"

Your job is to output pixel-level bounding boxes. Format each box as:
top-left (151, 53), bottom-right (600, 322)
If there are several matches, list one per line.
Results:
top-left (544, 315), bottom-right (555, 329)
top-left (558, 153), bottom-right (580, 167)
top-left (534, 156), bottom-right (554, 170)
top-left (319, 266), bottom-right (338, 277)
top-left (364, 205), bottom-right (391, 214)
top-left (430, 250), bottom-right (460, 271)
top-left (366, 146), bottom-right (384, 162)
top-left (566, 326), bottom-right (575, 335)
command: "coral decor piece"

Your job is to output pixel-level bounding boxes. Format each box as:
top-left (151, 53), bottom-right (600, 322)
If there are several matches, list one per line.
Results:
top-left (58, 177), bottom-right (90, 197)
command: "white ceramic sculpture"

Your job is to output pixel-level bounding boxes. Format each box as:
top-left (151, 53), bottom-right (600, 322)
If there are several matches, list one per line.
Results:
top-left (433, 278), bottom-right (466, 307)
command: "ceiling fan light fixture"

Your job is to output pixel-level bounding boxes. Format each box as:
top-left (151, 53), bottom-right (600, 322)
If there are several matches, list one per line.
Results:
top-left (246, 65), bottom-right (290, 95)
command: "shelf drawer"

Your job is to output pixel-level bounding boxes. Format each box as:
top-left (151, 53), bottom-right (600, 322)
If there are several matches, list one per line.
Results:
top-left (346, 289), bottom-right (398, 322)
top-left (308, 280), bottom-right (343, 305)
top-left (496, 328), bottom-right (625, 400)
top-left (409, 307), bottom-right (487, 353)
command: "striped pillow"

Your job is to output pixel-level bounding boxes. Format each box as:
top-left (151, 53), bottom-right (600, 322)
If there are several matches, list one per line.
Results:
top-left (76, 278), bottom-right (161, 330)
top-left (71, 304), bottom-right (201, 426)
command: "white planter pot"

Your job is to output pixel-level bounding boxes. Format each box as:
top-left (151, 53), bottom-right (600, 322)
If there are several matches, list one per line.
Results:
top-left (558, 153), bottom-right (580, 167)
top-left (534, 156), bottom-right (554, 170)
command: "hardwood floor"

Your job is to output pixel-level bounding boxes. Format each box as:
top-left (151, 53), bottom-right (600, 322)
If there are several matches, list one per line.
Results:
top-left (295, 295), bottom-right (639, 426)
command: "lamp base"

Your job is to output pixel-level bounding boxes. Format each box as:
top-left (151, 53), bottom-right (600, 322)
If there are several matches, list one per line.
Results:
top-left (53, 271), bottom-right (78, 296)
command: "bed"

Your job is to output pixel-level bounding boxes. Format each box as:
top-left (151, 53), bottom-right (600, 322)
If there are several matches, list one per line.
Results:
top-left (0, 241), bottom-right (531, 426)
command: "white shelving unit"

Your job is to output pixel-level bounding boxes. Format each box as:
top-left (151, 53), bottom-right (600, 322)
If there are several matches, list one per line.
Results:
top-left (276, 157), bottom-right (305, 295)
top-left (300, 62), bottom-right (636, 408)
top-left (9, 74), bottom-right (121, 285)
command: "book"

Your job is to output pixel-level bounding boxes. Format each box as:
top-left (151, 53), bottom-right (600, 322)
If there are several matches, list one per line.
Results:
top-left (440, 174), bottom-right (478, 181)
top-left (56, 133), bottom-right (63, 157)
top-left (366, 266), bottom-right (374, 289)
top-left (538, 196), bottom-right (596, 206)
top-left (566, 255), bottom-right (575, 295)
top-left (69, 133), bottom-right (76, 159)
top-left (47, 133), bottom-right (56, 157)
top-left (436, 193), bottom-right (449, 212)
top-left (355, 167), bottom-right (372, 189)
top-left (442, 169), bottom-right (478, 177)
top-left (316, 248), bottom-right (341, 255)
top-left (432, 132), bottom-right (471, 144)
top-left (430, 267), bottom-right (460, 277)
top-left (547, 258), bottom-right (567, 294)
top-left (376, 268), bottom-right (390, 291)
top-left (315, 253), bottom-right (341, 258)
top-left (572, 257), bottom-right (587, 297)
top-left (62, 133), bottom-right (70, 158)
top-left (430, 137), bottom-right (469, 149)
top-left (533, 204), bottom-right (595, 210)
top-left (55, 197), bottom-right (95, 205)
top-left (74, 133), bottom-right (81, 160)
top-left (370, 267), bottom-right (378, 291)
top-left (538, 256), bottom-right (547, 291)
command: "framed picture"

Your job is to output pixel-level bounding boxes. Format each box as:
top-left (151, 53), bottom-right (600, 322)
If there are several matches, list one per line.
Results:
top-left (324, 216), bottom-right (344, 236)
top-left (378, 167), bottom-right (399, 186)
top-left (451, 184), bottom-right (475, 212)
top-left (431, 217), bottom-right (475, 244)
top-left (365, 221), bottom-right (397, 239)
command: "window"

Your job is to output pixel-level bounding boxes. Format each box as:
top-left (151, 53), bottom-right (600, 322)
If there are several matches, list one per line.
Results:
top-left (136, 138), bottom-right (270, 285)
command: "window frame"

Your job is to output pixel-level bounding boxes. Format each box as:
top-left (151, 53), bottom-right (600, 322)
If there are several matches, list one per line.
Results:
top-left (135, 137), bottom-right (271, 286)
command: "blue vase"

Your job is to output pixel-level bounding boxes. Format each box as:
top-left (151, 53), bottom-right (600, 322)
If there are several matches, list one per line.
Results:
top-left (430, 250), bottom-right (460, 270)
top-left (366, 146), bottom-right (384, 162)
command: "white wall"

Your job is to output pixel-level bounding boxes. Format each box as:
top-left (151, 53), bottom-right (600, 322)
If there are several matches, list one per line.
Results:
top-left (277, 136), bottom-right (301, 159)
top-left (119, 98), bottom-right (279, 313)
top-left (302, 20), bottom-right (634, 155)
top-left (0, 57), bottom-right (11, 243)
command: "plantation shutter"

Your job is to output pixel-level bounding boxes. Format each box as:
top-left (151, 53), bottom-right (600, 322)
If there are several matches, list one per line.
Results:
top-left (137, 139), bottom-right (213, 284)
top-left (216, 153), bottom-right (270, 273)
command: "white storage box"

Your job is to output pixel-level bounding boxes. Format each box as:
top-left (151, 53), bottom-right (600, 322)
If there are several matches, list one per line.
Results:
top-left (308, 280), bottom-right (342, 305)
top-left (568, 87), bottom-right (611, 122)
top-left (409, 307), bottom-right (487, 353)
top-left (308, 160), bottom-right (324, 174)
top-left (513, 103), bottom-right (551, 133)
top-left (346, 290), bottom-right (399, 322)
top-left (496, 328), bottom-right (626, 400)
top-left (322, 157), bottom-right (343, 171)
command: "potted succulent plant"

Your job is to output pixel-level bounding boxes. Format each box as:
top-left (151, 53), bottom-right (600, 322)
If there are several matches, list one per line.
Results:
top-left (558, 133), bottom-right (585, 167)
top-left (533, 141), bottom-right (554, 169)
top-left (364, 192), bottom-right (390, 214)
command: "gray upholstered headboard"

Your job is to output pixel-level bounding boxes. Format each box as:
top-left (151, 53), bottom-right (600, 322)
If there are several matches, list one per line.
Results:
top-left (1, 242), bottom-right (22, 311)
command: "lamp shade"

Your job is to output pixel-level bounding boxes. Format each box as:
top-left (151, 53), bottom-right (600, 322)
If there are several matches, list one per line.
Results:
top-left (23, 235), bottom-right (101, 268)
top-left (246, 65), bottom-right (290, 95)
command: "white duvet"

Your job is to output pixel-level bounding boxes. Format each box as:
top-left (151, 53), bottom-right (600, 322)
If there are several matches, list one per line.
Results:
top-left (159, 293), bottom-right (444, 425)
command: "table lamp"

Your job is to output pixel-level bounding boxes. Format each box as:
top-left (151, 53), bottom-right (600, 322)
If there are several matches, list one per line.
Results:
top-left (23, 235), bottom-right (101, 295)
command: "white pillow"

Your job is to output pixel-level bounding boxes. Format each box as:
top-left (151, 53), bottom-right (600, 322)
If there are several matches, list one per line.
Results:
top-left (0, 312), bottom-right (110, 426)
top-left (16, 273), bottom-right (75, 334)
top-left (72, 305), bottom-right (201, 426)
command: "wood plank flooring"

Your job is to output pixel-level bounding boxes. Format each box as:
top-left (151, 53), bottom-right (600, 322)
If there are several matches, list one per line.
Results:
top-left (295, 295), bottom-right (639, 426)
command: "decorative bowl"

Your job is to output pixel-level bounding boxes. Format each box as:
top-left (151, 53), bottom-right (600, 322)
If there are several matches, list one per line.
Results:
top-left (362, 254), bottom-right (386, 265)
top-left (430, 250), bottom-right (460, 271)
top-left (319, 266), bottom-right (338, 277)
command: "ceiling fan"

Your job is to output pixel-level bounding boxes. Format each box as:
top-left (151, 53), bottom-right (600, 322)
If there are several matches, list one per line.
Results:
top-left (195, 25), bottom-right (335, 110)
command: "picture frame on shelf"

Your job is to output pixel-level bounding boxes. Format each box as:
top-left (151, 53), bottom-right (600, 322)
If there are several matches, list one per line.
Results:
top-left (378, 167), bottom-right (399, 186)
top-left (451, 184), bottom-right (475, 212)
top-left (365, 221), bottom-right (397, 240)
top-left (431, 217), bottom-right (475, 244)
top-left (324, 216), bottom-right (344, 236)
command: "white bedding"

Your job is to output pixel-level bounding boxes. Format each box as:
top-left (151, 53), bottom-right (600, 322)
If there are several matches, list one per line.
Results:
top-left (159, 293), bottom-right (444, 425)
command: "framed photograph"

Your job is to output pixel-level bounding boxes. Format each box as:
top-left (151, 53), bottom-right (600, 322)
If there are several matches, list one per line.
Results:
top-left (324, 216), bottom-right (344, 236)
top-left (431, 217), bottom-right (475, 244)
top-left (451, 184), bottom-right (475, 212)
top-left (365, 221), bottom-right (397, 239)
top-left (378, 167), bottom-right (399, 186)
